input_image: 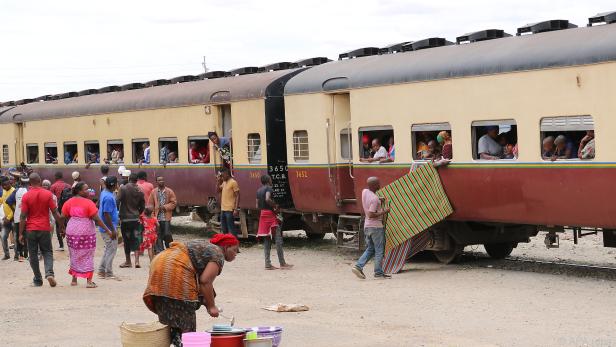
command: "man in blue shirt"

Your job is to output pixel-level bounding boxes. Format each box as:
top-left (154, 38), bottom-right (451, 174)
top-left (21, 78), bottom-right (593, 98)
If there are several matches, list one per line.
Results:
top-left (97, 176), bottom-right (119, 279)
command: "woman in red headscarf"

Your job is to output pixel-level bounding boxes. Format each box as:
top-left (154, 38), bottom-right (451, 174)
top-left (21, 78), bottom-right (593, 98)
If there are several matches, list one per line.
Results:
top-left (143, 234), bottom-right (239, 347)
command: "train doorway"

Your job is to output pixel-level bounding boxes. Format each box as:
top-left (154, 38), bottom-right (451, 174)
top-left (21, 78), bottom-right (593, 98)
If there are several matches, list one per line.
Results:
top-left (331, 93), bottom-right (356, 203)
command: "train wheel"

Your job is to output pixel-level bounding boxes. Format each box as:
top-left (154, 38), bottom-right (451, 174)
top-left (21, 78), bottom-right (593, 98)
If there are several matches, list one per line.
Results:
top-left (433, 241), bottom-right (463, 264)
top-left (484, 242), bottom-right (515, 259)
top-left (306, 232), bottom-right (326, 240)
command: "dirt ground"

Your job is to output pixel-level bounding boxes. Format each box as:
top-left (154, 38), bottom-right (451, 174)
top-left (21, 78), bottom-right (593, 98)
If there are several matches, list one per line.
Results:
top-left (1, 219), bottom-right (616, 347)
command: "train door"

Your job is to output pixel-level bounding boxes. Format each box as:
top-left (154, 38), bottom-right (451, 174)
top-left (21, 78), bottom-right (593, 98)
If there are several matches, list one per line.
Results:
top-left (218, 104), bottom-right (233, 170)
top-left (14, 122), bottom-right (24, 164)
top-left (332, 93), bottom-right (356, 203)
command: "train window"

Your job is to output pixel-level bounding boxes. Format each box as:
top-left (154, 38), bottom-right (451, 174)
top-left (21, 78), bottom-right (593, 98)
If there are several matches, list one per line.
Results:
top-left (540, 116), bottom-right (595, 160)
top-left (26, 144), bottom-right (39, 164)
top-left (132, 139), bottom-right (150, 164)
top-left (159, 137), bottom-right (179, 164)
top-left (63, 142), bottom-right (78, 164)
top-left (340, 129), bottom-right (353, 160)
top-left (359, 126), bottom-right (394, 163)
top-left (2, 145), bottom-right (8, 165)
top-left (44, 143), bottom-right (58, 164)
top-left (84, 141), bottom-right (100, 164)
top-left (412, 123), bottom-right (452, 160)
top-left (107, 140), bottom-right (124, 164)
top-left (472, 120), bottom-right (518, 160)
top-left (292, 130), bottom-right (309, 162)
top-left (247, 133), bottom-right (262, 164)
top-left (188, 136), bottom-right (210, 164)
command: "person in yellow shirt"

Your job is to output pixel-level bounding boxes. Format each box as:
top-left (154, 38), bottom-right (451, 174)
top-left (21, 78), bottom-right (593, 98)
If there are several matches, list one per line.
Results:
top-left (217, 168), bottom-right (240, 237)
top-left (1, 177), bottom-right (15, 260)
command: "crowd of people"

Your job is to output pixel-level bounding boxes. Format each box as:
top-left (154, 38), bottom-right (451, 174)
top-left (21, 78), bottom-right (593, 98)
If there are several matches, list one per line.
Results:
top-left (542, 130), bottom-right (596, 160)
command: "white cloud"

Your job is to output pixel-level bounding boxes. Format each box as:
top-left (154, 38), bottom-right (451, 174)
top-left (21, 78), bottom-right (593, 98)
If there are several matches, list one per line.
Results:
top-left (0, 0), bottom-right (614, 100)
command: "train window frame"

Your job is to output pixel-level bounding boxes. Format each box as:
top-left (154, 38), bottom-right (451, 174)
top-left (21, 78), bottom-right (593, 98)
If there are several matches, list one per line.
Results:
top-left (247, 133), bottom-right (262, 164)
top-left (63, 141), bottom-right (78, 164)
top-left (340, 128), bottom-right (353, 161)
top-left (84, 140), bottom-right (100, 165)
top-left (539, 115), bottom-right (595, 161)
top-left (107, 139), bottom-right (124, 164)
top-left (132, 138), bottom-right (150, 164)
top-left (2, 145), bottom-right (8, 165)
top-left (44, 142), bottom-right (58, 164)
top-left (411, 122), bottom-right (452, 161)
top-left (358, 125), bottom-right (394, 163)
top-left (26, 144), bottom-right (39, 164)
top-left (292, 130), bottom-right (309, 162)
top-left (159, 137), bottom-right (179, 164)
top-left (471, 119), bottom-right (518, 161)
top-left (188, 136), bottom-right (210, 165)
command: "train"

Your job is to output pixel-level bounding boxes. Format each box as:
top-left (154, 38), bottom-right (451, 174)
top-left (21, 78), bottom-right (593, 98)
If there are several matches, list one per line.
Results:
top-left (1, 11), bottom-right (616, 263)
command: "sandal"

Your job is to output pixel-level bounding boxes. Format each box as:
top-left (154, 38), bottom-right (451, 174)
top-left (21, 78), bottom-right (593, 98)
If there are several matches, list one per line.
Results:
top-left (265, 265), bottom-right (279, 270)
top-left (87, 282), bottom-right (98, 288)
top-left (135, 264), bottom-right (141, 268)
top-left (119, 263), bottom-right (132, 268)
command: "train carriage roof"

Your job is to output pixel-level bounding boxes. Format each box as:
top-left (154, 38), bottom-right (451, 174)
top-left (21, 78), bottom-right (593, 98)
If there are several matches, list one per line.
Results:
top-left (285, 24), bottom-right (616, 95)
top-left (1, 69), bottom-right (299, 123)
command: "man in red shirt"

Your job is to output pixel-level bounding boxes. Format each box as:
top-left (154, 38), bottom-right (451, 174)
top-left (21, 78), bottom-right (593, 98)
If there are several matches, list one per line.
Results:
top-left (137, 171), bottom-right (154, 206)
top-left (19, 173), bottom-right (64, 287)
top-left (48, 171), bottom-right (69, 251)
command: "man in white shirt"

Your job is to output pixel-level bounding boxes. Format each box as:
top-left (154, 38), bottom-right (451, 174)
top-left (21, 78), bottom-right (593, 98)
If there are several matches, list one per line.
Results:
top-left (360, 139), bottom-right (389, 163)
top-left (477, 126), bottom-right (503, 160)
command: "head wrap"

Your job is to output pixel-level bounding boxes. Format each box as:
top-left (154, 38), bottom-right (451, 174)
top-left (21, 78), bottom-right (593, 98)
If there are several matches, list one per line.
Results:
top-left (71, 171), bottom-right (80, 180)
top-left (362, 134), bottom-right (370, 145)
top-left (210, 234), bottom-right (239, 248)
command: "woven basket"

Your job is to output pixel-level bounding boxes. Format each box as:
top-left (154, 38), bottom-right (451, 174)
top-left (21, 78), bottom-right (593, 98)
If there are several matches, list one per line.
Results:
top-left (120, 321), bottom-right (170, 347)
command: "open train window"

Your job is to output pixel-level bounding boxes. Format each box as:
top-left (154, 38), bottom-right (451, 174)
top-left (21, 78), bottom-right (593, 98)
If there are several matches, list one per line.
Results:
top-left (44, 143), bottom-right (58, 164)
top-left (63, 142), bottom-right (78, 164)
top-left (472, 120), bottom-right (517, 160)
top-left (412, 123), bottom-right (452, 160)
top-left (188, 136), bottom-right (210, 164)
top-left (247, 133), bottom-right (262, 164)
top-left (292, 130), bottom-right (309, 162)
top-left (540, 115), bottom-right (595, 160)
top-left (340, 128), bottom-right (353, 160)
top-left (26, 144), bottom-right (39, 164)
top-left (2, 145), bottom-right (8, 165)
top-left (107, 140), bottom-right (124, 164)
top-left (358, 126), bottom-right (394, 163)
top-left (85, 141), bottom-right (100, 164)
top-left (159, 137), bottom-right (178, 164)
top-left (132, 139), bottom-right (150, 164)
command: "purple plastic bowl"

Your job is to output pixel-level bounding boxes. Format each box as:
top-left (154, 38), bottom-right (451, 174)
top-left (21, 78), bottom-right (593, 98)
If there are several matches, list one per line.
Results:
top-left (250, 326), bottom-right (283, 347)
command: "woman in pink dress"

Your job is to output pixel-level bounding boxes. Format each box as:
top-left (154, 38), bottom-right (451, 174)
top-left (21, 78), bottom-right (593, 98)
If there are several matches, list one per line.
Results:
top-left (62, 182), bottom-right (113, 288)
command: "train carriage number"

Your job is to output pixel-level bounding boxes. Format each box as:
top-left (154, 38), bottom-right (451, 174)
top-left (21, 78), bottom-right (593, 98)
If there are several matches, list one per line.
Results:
top-left (295, 170), bottom-right (308, 178)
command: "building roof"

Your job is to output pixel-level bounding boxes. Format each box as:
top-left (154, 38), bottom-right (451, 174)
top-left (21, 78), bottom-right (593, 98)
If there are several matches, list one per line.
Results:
top-left (1, 69), bottom-right (299, 123)
top-left (284, 24), bottom-right (616, 95)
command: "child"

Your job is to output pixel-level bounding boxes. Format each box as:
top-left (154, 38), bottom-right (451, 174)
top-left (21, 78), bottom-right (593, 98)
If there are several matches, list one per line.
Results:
top-left (139, 208), bottom-right (158, 262)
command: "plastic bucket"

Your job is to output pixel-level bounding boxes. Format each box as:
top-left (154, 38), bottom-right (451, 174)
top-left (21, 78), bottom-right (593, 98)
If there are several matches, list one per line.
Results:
top-left (182, 332), bottom-right (212, 347)
top-left (248, 327), bottom-right (282, 347)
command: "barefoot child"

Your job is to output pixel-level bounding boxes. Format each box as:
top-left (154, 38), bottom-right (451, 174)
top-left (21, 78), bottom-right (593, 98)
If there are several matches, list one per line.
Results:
top-left (139, 208), bottom-right (158, 262)
top-left (256, 175), bottom-right (292, 270)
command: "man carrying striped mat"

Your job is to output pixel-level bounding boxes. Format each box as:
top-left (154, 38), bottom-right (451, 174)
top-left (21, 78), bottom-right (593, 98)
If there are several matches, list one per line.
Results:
top-left (378, 163), bottom-right (454, 274)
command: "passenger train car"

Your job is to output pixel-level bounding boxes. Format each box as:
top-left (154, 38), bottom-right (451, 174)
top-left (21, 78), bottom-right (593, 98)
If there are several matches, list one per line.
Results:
top-left (1, 12), bottom-right (616, 262)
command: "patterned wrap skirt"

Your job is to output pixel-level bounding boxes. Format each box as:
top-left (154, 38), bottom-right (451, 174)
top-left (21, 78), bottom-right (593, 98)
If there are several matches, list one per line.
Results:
top-left (65, 217), bottom-right (97, 278)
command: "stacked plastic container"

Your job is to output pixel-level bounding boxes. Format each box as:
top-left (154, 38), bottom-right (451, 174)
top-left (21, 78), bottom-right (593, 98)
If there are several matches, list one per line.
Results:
top-left (182, 332), bottom-right (212, 347)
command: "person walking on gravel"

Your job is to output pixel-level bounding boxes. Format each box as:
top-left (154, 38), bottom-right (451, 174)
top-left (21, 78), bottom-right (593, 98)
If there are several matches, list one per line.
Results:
top-left (352, 177), bottom-right (391, 279)
top-left (19, 173), bottom-right (65, 287)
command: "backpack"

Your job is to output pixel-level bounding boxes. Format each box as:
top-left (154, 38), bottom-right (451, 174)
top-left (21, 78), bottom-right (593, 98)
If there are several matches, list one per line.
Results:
top-left (58, 186), bottom-right (72, 209)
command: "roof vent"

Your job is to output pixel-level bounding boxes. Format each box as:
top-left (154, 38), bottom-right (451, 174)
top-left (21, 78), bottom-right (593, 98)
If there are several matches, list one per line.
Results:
top-left (295, 57), bottom-right (331, 67)
top-left (456, 29), bottom-right (511, 44)
top-left (78, 89), bottom-right (98, 96)
top-left (34, 95), bottom-right (52, 102)
top-left (517, 20), bottom-right (577, 36)
top-left (198, 71), bottom-right (227, 79)
top-left (170, 75), bottom-right (196, 84)
top-left (258, 62), bottom-right (296, 72)
top-left (588, 11), bottom-right (616, 26)
top-left (409, 38), bottom-right (452, 51)
top-left (53, 92), bottom-right (78, 100)
top-left (121, 82), bottom-right (145, 91)
top-left (228, 67), bottom-right (259, 76)
top-left (145, 79), bottom-right (170, 87)
top-left (380, 42), bottom-right (412, 54)
top-left (97, 85), bottom-right (121, 93)
top-left (15, 98), bottom-right (33, 105)
top-left (339, 47), bottom-right (380, 60)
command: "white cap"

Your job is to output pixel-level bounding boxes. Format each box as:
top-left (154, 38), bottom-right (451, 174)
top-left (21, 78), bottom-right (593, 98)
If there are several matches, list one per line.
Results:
top-left (118, 165), bottom-right (126, 175)
top-left (71, 171), bottom-right (80, 180)
top-left (122, 169), bottom-right (131, 177)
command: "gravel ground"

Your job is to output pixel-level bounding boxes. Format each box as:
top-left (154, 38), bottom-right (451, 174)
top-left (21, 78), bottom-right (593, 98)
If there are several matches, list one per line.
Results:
top-left (1, 218), bottom-right (615, 347)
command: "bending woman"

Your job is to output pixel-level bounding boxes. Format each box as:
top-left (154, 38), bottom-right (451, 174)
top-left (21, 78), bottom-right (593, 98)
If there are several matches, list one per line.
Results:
top-left (62, 182), bottom-right (114, 288)
top-left (143, 234), bottom-right (240, 347)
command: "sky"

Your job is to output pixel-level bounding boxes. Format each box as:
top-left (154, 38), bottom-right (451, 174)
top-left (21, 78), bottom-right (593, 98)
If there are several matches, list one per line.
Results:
top-left (1, 0), bottom-right (614, 101)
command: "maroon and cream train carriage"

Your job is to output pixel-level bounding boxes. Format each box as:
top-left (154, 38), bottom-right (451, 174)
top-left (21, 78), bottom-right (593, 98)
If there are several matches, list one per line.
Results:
top-left (282, 15), bottom-right (616, 261)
